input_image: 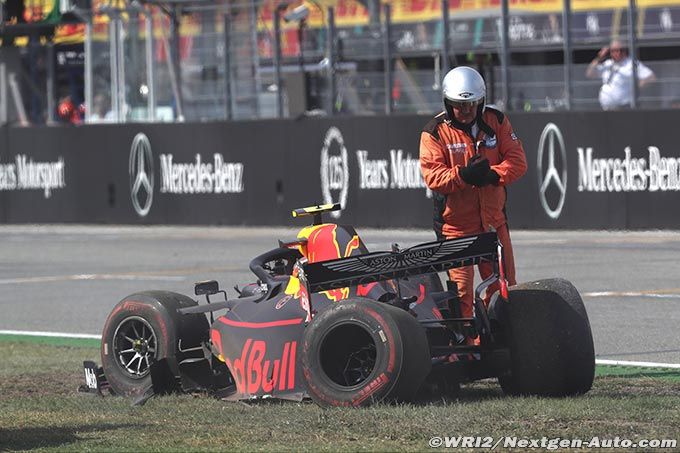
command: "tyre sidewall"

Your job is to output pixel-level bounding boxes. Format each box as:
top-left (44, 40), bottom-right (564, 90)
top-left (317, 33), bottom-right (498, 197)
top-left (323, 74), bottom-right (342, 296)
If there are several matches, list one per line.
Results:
top-left (101, 297), bottom-right (178, 397)
top-left (494, 279), bottom-right (595, 396)
top-left (301, 300), bottom-right (405, 407)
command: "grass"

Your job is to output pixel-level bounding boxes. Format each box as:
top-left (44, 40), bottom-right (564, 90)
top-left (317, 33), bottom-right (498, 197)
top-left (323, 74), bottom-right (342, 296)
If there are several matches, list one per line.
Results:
top-left (1, 338), bottom-right (679, 451)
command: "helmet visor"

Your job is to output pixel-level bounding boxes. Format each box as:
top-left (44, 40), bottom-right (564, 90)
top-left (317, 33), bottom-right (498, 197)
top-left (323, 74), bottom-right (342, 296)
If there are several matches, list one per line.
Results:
top-left (445, 98), bottom-right (482, 109)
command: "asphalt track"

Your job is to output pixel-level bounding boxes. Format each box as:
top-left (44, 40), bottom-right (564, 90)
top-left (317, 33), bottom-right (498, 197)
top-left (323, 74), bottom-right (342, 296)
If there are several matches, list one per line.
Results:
top-left (1, 225), bottom-right (679, 364)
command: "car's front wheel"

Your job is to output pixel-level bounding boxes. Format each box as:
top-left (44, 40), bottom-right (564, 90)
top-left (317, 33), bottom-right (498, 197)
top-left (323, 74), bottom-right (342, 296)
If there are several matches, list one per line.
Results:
top-left (100, 291), bottom-right (208, 397)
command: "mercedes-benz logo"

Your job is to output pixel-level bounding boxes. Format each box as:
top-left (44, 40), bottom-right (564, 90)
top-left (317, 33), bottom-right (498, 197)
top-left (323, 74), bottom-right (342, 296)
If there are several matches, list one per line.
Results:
top-left (129, 133), bottom-right (154, 217)
top-left (320, 127), bottom-right (349, 219)
top-left (537, 123), bottom-right (567, 220)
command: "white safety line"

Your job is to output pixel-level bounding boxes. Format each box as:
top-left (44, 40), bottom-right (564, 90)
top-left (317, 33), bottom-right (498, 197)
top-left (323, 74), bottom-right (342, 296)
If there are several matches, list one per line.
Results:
top-left (0, 265), bottom-right (241, 286)
top-left (596, 359), bottom-right (680, 369)
top-left (0, 274), bottom-right (187, 285)
top-left (0, 330), bottom-right (101, 339)
top-left (584, 291), bottom-right (680, 299)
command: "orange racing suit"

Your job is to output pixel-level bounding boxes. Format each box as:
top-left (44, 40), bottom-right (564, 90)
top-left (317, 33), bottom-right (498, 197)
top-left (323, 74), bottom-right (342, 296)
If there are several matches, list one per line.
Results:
top-left (419, 107), bottom-right (527, 318)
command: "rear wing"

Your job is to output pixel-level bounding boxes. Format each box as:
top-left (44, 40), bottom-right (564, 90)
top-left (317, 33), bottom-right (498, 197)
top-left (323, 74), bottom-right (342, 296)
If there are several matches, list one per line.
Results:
top-left (300, 232), bottom-right (499, 293)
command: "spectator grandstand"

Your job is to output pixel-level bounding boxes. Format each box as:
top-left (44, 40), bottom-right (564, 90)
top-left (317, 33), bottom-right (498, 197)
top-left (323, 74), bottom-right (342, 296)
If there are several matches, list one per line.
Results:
top-left (1, 0), bottom-right (679, 124)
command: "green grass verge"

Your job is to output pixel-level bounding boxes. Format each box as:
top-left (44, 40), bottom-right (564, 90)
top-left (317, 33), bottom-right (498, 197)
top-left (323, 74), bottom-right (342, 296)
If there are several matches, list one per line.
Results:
top-left (0, 333), bottom-right (101, 348)
top-left (596, 365), bottom-right (680, 382)
top-left (0, 338), bottom-right (679, 451)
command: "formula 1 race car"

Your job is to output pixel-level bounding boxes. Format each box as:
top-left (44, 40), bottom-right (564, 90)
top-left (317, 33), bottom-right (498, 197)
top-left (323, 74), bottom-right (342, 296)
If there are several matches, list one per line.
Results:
top-left (82, 204), bottom-right (595, 407)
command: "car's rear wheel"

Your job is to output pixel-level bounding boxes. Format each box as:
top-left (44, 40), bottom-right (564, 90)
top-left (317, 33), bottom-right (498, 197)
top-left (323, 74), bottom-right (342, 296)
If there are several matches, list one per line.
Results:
top-left (101, 291), bottom-right (209, 397)
top-left (492, 278), bottom-right (595, 396)
top-left (300, 298), bottom-right (430, 407)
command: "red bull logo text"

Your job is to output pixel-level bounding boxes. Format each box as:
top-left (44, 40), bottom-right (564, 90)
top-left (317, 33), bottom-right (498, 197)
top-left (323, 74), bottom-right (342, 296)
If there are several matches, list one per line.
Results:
top-left (225, 339), bottom-right (297, 395)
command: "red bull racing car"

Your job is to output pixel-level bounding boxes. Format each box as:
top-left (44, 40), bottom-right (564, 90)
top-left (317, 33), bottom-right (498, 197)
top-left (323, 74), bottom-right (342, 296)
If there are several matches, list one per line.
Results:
top-left (83, 204), bottom-right (595, 406)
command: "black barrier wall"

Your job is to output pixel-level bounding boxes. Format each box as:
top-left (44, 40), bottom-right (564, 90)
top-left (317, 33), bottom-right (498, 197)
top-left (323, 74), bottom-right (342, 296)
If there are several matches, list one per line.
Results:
top-left (1, 110), bottom-right (680, 229)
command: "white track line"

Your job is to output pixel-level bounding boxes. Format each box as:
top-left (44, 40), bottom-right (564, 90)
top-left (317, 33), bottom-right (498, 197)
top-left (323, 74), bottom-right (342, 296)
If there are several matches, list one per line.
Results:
top-left (596, 359), bottom-right (680, 369)
top-left (0, 266), bottom-right (241, 286)
top-left (584, 291), bottom-right (680, 299)
top-left (0, 274), bottom-right (186, 285)
top-left (1, 330), bottom-right (679, 369)
top-left (0, 330), bottom-right (101, 339)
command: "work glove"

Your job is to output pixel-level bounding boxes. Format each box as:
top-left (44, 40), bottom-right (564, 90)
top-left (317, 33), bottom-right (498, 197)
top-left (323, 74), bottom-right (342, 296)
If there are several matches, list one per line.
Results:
top-left (459, 155), bottom-right (490, 186)
top-left (482, 169), bottom-right (500, 186)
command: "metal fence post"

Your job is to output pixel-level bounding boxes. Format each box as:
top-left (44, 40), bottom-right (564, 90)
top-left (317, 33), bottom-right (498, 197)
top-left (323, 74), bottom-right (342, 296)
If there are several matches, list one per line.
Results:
top-left (273, 4), bottom-right (284, 118)
top-left (369, 0), bottom-right (380, 24)
top-left (441, 0), bottom-right (450, 74)
top-left (327, 6), bottom-right (336, 115)
top-left (500, 0), bottom-right (511, 110)
top-left (116, 17), bottom-right (126, 122)
top-left (29, 36), bottom-right (39, 123)
top-left (0, 63), bottom-right (7, 125)
top-left (383, 3), bottom-right (392, 114)
top-left (249, 0), bottom-right (261, 118)
top-left (223, 12), bottom-right (232, 120)
top-left (46, 42), bottom-right (55, 124)
top-left (172, 6), bottom-right (185, 120)
top-left (109, 12), bottom-right (119, 122)
top-left (628, 0), bottom-right (639, 108)
top-left (84, 17), bottom-right (93, 123)
top-left (562, 0), bottom-right (573, 110)
top-left (145, 12), bottom-right (156, 122)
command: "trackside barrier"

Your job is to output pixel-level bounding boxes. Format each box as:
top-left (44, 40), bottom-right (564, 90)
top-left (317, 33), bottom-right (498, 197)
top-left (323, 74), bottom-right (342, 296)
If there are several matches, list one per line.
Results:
top-left (1, 110), bottom-right (680, 229)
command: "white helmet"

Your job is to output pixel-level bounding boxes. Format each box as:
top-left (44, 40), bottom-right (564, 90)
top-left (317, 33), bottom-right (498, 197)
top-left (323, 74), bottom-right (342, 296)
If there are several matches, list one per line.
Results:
top-left (442, 66), bottom-right (486, 122)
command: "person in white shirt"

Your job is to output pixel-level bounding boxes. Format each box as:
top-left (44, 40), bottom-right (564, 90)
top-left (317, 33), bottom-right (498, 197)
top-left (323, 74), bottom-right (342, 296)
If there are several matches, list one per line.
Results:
top-left (586, 40), bottom-right (656, 110)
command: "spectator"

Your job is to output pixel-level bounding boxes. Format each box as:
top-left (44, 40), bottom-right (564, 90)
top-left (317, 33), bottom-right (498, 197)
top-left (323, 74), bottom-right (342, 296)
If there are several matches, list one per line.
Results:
top-left (57, 96), bottom-right (83, 125)
top-left (89, 94), bottom-right (115, 123)
top-left (586, 39), bottom-right (656, 110)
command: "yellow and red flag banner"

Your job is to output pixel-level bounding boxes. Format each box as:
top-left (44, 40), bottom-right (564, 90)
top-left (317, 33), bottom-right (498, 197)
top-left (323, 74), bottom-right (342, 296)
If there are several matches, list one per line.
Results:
top-left (9, 0), bottom-right (680, 45)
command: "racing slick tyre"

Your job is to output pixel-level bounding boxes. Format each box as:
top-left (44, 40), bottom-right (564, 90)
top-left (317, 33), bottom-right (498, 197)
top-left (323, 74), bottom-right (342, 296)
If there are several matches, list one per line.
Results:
top-left (300, 298), bottom-right (431, 407)
top-left (492, 279), bottom-right (595, 396)
top-left (101, 291), bottom-right (209, 397)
